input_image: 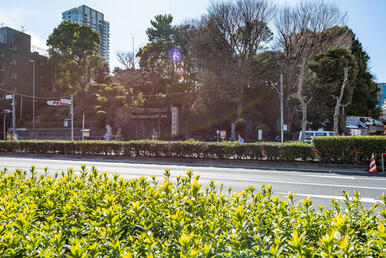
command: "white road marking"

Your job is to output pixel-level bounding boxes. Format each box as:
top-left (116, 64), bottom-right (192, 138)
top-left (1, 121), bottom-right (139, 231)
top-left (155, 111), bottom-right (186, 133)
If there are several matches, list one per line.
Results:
top-left (276, 192), bottom-right (382, 204)
top-left (198, 176), bottom-right (386, 191)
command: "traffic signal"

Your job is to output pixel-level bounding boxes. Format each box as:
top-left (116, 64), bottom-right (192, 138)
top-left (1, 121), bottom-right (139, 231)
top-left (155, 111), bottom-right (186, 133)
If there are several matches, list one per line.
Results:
top-left (47, 100), bottom-right (63, 106)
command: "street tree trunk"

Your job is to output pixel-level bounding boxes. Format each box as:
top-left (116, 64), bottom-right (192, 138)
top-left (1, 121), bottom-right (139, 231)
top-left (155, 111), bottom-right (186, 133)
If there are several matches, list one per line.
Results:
top-left (333, 67), bottom-right (349, 135)
top-left (236, 86), bottom-right (244, 119)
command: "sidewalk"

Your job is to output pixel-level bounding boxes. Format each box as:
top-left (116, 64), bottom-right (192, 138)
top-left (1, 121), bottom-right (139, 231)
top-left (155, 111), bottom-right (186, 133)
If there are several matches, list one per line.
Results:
top-left (1, 152), bottom-right (378, 175)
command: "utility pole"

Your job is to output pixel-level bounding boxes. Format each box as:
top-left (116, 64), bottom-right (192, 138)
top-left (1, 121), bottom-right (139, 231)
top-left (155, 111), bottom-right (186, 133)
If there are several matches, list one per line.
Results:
top-left (30, 60), bottom-right (35, 139)
top-left (3, 113), bottom-right (6, 140)
top-left (71, 94), bottom-right (74, 141)
top-left (280, 74), bottom-right (284, 143)
top-left (265, 74), bottom-right (285, 143)
top-left (12, 93), bottom-right (15, 138)
top-left (82, 113), bottom-right (85, 141)
top-left (85, 63), bottom-right (88, 91)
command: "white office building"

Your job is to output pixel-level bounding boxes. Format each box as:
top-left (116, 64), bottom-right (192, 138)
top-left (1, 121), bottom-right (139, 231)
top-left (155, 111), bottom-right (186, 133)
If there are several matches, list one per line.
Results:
top-left (62, 5), bottom-right (110, 63)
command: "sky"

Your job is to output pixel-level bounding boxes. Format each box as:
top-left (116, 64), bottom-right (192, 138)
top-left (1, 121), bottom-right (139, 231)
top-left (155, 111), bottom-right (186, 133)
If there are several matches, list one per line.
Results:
top-left (0, 0), bottom-right (385, 81)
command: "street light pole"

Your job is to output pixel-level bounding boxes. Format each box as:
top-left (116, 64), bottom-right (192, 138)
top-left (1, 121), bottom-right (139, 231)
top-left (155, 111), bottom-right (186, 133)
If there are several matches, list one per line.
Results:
top-left (30, 60), bottom-right (35, 139)
top-left (265, 74), bottom-right (284, 142)
top-left (3, 113), bottom-right (6, 140)
top-left (71, 94), bottom-right (74, 141)
top-left (280, 74), bottom-right (284, 143)
top-left (12, 93), bottom-right (15, 138)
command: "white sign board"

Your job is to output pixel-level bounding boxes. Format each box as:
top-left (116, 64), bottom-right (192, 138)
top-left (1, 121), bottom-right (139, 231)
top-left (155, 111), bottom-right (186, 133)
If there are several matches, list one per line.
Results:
top-left (283, 124), bottom-right (288, 131)
top-left (5, 95), bottom-right (12, 99)
top-left (171, 107), bottom-right (179, 136)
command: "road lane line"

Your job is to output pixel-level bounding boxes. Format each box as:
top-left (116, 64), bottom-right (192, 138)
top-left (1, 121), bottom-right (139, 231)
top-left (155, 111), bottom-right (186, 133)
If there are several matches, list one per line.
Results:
top-left (276, 192), bottom-right (382, 204)
top-left (198, 176), bottom-right (386, 191)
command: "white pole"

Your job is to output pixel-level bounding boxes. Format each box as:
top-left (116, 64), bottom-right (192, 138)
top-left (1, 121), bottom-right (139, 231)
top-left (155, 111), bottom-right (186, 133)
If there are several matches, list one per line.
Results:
top-left (71, 94), bottom-right (74, 141)
top-left (280, 74), bottom-right (284, 143)
top-left (12, 93), bottom-right (15, 138)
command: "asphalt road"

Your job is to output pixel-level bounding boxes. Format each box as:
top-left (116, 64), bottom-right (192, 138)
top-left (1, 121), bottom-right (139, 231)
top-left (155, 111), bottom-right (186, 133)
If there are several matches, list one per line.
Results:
top-left (0, 156), bottom-right (385, 210)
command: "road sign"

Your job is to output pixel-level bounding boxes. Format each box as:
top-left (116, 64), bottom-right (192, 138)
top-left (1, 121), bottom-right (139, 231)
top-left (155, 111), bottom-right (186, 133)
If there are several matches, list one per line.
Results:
top-left (60, 98), bottom-right (72, 105)
top-left (5, 95), bottom-right (12, 99)
top-left (219, 130), bottom-right (226, 139)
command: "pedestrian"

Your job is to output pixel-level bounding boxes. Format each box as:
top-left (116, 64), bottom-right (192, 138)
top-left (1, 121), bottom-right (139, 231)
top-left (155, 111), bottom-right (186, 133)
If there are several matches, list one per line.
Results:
top-left (238, 134), bottom-right (244, 143)
top-left (275, 135), bottom-right (280, 142)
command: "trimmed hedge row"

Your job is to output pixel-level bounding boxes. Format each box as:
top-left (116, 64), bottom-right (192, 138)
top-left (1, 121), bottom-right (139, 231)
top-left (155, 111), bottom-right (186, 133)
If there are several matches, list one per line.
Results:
top-left (0, 140), bottom-right (313, 161)
top-left (0, 136), bottom-right (384, 164)
top-left (312, 136), bottom-right (386, 164)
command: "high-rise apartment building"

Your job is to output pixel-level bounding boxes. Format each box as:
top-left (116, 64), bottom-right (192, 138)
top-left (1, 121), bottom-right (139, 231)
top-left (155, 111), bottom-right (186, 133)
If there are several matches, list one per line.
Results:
top-left (0, 26), bottom-right (50, 139)
top-left (62, 5), bottom-right (110, 63)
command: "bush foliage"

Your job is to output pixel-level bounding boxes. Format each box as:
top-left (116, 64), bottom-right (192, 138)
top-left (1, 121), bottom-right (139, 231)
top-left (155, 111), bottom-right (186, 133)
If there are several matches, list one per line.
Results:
top-left (0, 166), bottom-right (385, 256)
top-left (313, 136), bottom-right (386, 164)
top-left (0, 140), bottom-right (313, 162)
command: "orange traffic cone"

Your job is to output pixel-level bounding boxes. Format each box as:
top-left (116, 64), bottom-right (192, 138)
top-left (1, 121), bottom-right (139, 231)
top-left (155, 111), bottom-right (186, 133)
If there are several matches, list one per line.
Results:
top-left (368, 153), bottom-right (378, 174)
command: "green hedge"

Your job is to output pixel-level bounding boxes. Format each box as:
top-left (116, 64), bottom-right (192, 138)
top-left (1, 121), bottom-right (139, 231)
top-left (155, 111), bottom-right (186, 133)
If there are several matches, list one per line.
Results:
top-left (0, 166), bottom-right (384, 256)
top-left (0, 140), bottom-right (313, 162)
top-left (313, 136), bottom-right (386, 164)
top-left (1, 136), bottom-right (385, 164)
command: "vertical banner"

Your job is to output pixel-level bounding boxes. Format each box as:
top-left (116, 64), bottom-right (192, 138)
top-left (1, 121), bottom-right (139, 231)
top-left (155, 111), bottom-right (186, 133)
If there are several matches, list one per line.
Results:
top-left (171, 107), bottom-right (179, 136)
top-left (258, 129), bottom-right (263, 141)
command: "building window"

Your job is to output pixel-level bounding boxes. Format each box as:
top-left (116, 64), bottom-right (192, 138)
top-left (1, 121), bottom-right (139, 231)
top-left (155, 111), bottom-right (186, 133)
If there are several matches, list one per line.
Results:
top-left (0, 65), bottom-right (4, 71)
top-left (9, 44), bottom-right (17, 51)
top-left (10, 59), bottom-right (17, 65)
top-left (10, 73), bottom-right (17, 79)
top-left (0, 50), bottom-right (4, 57)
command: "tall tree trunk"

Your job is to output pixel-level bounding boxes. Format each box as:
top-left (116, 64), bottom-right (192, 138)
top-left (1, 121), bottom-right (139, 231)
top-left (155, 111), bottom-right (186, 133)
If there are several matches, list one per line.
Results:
top-left (297, 58), bottom-right (308, 141)
top-left (333, 67), bottom-right (349, 135)
top-left (236, 86), bottom-right (244, 119)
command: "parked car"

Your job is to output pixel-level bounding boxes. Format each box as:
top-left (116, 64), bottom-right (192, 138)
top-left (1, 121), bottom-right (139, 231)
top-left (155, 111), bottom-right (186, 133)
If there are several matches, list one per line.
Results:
top-left (298, 130), bottom-right (335, 143)
top-left (346, 116), bottom-right (367, 128)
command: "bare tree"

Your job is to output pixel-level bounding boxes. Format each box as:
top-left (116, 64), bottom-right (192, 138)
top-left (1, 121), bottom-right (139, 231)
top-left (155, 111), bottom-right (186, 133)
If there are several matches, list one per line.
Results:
top-left (275, 0), bottom-right (351, 140)
top-left (117, 51), bottom-right (135, 69)
top-left (201, 0), bottom-right (274, 119)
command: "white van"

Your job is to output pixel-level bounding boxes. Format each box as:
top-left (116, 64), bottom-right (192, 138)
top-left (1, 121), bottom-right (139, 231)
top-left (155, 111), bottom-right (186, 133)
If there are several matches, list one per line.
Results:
top-left (298, 130), bottom-right (335, 143)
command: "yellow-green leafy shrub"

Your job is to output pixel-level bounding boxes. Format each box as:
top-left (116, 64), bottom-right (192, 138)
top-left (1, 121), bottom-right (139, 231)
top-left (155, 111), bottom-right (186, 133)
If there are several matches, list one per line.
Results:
top-left (0, 166), bottom-right (384, 256)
